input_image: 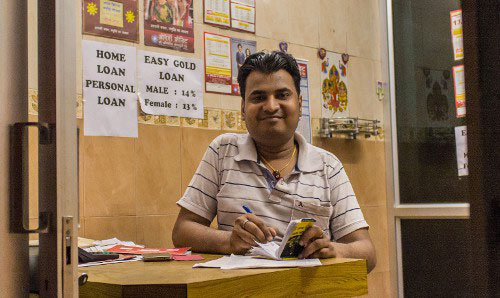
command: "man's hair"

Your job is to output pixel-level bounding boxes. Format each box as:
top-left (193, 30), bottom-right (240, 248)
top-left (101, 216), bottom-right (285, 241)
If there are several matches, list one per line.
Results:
top-left (237, 43), bottom-right (242, 48)
top-left (237, 51), bottom-right (301, 99)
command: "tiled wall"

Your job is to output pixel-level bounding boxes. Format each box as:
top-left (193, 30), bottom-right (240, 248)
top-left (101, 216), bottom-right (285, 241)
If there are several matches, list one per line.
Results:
top-left (28, 0), bottom-right (391, 296)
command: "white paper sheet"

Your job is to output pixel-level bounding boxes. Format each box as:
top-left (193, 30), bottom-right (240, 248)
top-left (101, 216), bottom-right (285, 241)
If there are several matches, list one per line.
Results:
top-left (137, 50), bottom-right (204, 118)
top-left (193, 254), bottom-right (321, 269)
top-left (82, 40), bottom-right (138, 137)
top-left (455, 126), bottom-right (468, 176)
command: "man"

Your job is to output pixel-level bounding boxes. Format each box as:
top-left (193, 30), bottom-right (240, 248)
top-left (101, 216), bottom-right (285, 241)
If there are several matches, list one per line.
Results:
top-left (173, 51), bottom-right (376, 272)
top-left (235, 44), bottom-right (246, 69)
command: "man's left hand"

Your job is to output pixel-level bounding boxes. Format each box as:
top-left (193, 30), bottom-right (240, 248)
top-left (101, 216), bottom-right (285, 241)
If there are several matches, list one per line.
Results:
top-left (297, 225), bottom-right (339, 259)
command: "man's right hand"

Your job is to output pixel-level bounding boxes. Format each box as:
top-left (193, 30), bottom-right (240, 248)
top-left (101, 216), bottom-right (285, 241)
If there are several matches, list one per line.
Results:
top-left (229, 214), bottom-right (277, 254)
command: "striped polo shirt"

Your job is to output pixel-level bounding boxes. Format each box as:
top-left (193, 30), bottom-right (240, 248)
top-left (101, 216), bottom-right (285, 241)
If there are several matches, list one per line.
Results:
top-left (177, 132), bottom-right (368, 241)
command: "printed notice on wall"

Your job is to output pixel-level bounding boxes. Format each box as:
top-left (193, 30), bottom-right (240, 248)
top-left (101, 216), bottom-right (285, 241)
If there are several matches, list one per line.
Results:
top-left (231, 38), bottom-right (256, 95)
top-left (455, 126), bottom-right (468, 176)
top-left (144, 0), bottom-right (194, 53)
top-left (230, 1), bottom-right (255, 32)
top-left (453, 65), bottom-right (466, 118)
top-left (320, 51), bottom-right (349, 118)
top-left (204, 0), bottom-right (230, 27)
top-left (204, 32), bottom-right (232, 94)
top-left (83, 0), bottom-right (139, 42)
top-left (450, 10), bottom-right (464, 61)
top-left (296, 59), bottom-right (312, 143)
top-left (203, 0), bottom-right (255, 33)
top-left (82, 40), bottom-right (138, 137)
top-left (137, 50), bottom-right (203, 118)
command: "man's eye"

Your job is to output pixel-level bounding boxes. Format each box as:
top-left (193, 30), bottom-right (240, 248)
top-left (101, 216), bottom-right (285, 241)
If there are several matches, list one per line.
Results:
top-left (278, 92), bottom-right (290, 99)
top-left (250, 96), bottom-right (265, 102)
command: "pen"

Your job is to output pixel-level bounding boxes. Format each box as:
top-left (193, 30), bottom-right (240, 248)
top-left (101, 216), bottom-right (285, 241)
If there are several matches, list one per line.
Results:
top-left (242, 205), bottom-right (253, 214)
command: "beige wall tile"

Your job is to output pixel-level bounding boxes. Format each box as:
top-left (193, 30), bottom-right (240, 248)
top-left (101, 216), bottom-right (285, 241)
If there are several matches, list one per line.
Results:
top-left (136, 214), bottom-right (180, 248)
top-left (255, 0), bottom-right (290, 41)
top-left (255, 36), bottom-right (279, 52)
top-left (312, 136), bottom-right (354, 165)
top-left (83, 136), bottom-right (136, 217)
top-left (288, 0), bottom-right (320, 48)
top-left (347, 0), bottom-right (381, 61)
top-left (204, 92), bottom-right (222, 109)
top-left (222, 95), bottom-right (243, 111)
top-left (319, 0), bottom-right (348, 54)
top-left (180, 128), bottom-right (223, 191)
top-left (362, 206), bottom-right (389, 273)
top-left (350, 140), bottom-right (387, 207)
top-left (84, 216), bottom-right (138, 243)
top-left (348, 56), bottom-right (384, 123)
top-left (136, 125), bottom-right (182, 216)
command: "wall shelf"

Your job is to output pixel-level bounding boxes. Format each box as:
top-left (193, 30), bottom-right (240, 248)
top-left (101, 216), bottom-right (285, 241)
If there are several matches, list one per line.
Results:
top-left (320, 117), bottom-right (380, 139)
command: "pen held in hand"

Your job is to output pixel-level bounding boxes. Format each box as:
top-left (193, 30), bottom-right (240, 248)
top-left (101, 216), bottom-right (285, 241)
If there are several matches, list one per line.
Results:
top-left (242, 205), bottom-right (253, 214)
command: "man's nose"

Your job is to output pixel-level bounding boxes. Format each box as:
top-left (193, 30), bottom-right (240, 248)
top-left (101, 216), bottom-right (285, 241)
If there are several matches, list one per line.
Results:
top-left (262, 96), bottom-right (279, 113)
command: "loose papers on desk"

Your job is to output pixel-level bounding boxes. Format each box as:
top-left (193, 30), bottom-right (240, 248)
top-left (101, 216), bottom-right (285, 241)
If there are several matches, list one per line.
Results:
top-left (193, 254), bottom-right (321, 270)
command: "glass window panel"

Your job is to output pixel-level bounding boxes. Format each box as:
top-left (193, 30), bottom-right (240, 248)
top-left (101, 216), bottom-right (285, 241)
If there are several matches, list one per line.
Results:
top-left (392, 0), bottom-right (468, 203)
top-left (401, 219), bottom-right (472, 297)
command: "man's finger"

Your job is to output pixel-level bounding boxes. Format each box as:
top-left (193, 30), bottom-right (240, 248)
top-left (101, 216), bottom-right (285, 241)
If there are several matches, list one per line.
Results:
top-left (243, 214), bottom-right (275, 242)
top-left (299, 225), bottom-right (323, 246)
top-left (299, 238), bottom-right (328, 259)
top-left (234, 224), bottom-right (259, 245)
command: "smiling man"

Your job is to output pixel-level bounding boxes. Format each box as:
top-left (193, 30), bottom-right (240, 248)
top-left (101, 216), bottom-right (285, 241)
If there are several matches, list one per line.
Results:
top-left (172, 51), bottom-right (376, 272)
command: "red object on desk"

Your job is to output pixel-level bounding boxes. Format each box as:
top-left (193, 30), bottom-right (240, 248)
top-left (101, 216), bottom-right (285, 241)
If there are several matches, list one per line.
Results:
top-left (106, 245), bottom-right (191, 256)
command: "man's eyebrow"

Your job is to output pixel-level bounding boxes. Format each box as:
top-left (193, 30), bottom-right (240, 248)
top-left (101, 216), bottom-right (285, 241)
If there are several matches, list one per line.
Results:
top-left (275, 87), bottom-right (292, 93)
top-left (248, 90), bottom-right (267, 96)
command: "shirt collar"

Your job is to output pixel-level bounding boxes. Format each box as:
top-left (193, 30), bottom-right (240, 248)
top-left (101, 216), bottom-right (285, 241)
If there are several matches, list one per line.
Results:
top-left (234, 132), bottom-right (323, 172)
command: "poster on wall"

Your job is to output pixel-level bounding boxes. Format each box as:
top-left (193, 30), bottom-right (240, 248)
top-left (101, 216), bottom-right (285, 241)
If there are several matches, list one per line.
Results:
top-left (452, 65), bottom-right (466, 118)
top-left (449, 10), bottom-right (464, 61)
top-left (82, 40), bottom-right (138, 137)
top-left (144, 0), bottom-right (194, 53)
top-left (454, 126), bottom-right (468, 176)
top-left (203, 0), bottom-right (255, 33)
top-left (82, 0), bottom-right (139, 42)
top-left (204, 0), bottom-right (230, 27)
top-left (137, 50), bottom-right (203, 118)
top-left (204, 32), bottom-right (232, 94)
top-left (230, 0), bottom-right (255, 33)
top-left (320, 51), bottom-right (349, 119)
top-left (422, 68), bottom-right (454, 124)
top-left (296, 59), bottom-right (312, 143)
top-left (230, 38), bottom-right (256, 95)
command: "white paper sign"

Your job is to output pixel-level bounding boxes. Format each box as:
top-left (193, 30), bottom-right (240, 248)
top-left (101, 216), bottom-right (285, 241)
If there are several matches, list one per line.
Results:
top-left (137, 51), bottom-right (203, 118)
top-left (455, 126), bottom-right (468, 176)
top-left (83, 40), bottom-right (138, 137)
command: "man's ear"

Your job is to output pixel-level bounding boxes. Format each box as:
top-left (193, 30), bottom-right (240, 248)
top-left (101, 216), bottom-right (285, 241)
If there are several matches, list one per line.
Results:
top-left (298, 95), bottom-right (303, 115)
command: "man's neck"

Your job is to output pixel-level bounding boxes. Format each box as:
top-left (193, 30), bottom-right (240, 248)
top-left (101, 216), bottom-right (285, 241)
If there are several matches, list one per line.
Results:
top-left (254, 138), bottom-right (296, 161)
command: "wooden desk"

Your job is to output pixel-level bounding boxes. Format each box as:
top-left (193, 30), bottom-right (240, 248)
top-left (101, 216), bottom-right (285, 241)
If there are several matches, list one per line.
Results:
top-left (79, 255), bottom-right (367, 297)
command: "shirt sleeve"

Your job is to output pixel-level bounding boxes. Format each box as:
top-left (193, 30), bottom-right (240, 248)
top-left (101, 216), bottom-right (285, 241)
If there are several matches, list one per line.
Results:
top-left (328, 160), bottom-right (369, 241)
top-left (177, 137), bottom-right (221, 221)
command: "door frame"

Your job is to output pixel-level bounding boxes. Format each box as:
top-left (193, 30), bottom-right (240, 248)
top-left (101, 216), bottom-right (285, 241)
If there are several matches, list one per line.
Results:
top-left (381, 1), bottom-right (471, 296)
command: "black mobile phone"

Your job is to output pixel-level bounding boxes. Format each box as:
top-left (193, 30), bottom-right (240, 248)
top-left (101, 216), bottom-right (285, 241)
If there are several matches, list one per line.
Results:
top-left (78, 248), bottom-right (119, 263)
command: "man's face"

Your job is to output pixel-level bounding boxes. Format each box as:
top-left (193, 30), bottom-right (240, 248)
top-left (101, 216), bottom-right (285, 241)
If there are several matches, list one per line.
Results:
top-left (238, 45), bottom-right (243, 52)
top-left (241, 70), bottom-right (302, 146)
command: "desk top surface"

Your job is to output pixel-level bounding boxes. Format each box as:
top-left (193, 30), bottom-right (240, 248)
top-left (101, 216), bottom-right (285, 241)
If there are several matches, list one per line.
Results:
top-left (79, 254), bottom-right (364, 286)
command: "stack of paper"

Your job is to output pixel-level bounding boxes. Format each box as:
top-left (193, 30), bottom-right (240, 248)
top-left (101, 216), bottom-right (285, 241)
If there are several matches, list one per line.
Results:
top-left (193, 254), bottom-right (321, 270)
